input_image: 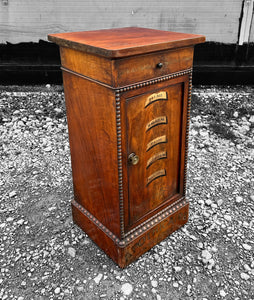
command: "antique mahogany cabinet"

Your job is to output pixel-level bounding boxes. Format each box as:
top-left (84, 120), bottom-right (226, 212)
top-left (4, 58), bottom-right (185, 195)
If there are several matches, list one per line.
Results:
top-left (48, 27), bottom-right (205, 268)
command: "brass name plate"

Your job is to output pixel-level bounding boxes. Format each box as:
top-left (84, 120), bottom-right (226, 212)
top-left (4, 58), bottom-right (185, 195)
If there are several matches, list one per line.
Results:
top-left (146, 151), bottom-right (167, 168)
top-left (146, 135), bottom-right (167, 151)
top-left (147, 169), bottom-right (166, 185)
top-left (145, 91), bottom-right (168, 107)
top-left (146, 116), bottom-right (167, 131)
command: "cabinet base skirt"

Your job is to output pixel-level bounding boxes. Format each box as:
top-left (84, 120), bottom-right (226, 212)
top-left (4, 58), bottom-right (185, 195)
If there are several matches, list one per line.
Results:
top-left (71, 200), bottom-right (189, 268)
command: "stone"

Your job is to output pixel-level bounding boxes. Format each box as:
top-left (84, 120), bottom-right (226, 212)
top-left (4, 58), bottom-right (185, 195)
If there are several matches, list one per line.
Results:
top-left (240, 273), bottom-right (250, 280)
top-left (174, 266), bottom-right (182, 272)
top-left (235, 196), bottom-right (243, 203)
top-left (9, 191), bottom-right (17, 198)
top-left (44, 146), bottom-right (52, 152)
top-left (224, 215), bottom-right (232, 222)
top-left (94, 273), bottom-right (103, 284)
top-left (205, 199), bottom-right (212, 206)
top-left (242, 244), bottom-right (252, 251)
top-left (151, 280), bottom-right (158, 288)
top-left (250, 195), bottom-right (254, 201)
top-left (173, 282), bottom-right (179, 288)
top-left (156, 295), bottom-right (162, 300)
top-left (17, 219), bottom-right (24, 225)
top-left (249, 115), bottom-right (254, 124)
top-left (201, 250), bottom-right (212, 262)
top-left (233, 112), bottom-right (239, 118)
top-left (54, 287), bottom-right (60, 294)
top-left (121, 283), bottom-right (133, 295)
top-left (67, 247), bottom-right (76, 258)
top-left (219, 290), bottom-right (227, 297)
top-left (243, 264), bottom-right (251, 272)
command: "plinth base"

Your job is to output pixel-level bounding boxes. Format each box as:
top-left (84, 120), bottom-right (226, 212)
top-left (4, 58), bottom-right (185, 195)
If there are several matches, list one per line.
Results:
top-left (71, 199), bottom-right (189, 268)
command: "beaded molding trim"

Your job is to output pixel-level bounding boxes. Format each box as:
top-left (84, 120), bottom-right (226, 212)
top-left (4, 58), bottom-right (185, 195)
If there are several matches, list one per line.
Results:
top-left (115, 68), bottom-right (192, 239)
top-left (72, 197), bottom-right (188, 247)
top-left (183, 72), bottom-right (192, 195)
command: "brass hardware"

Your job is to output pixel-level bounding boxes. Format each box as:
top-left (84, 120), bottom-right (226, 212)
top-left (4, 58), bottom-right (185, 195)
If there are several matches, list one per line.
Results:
top-left (147, 169), bottom-right (166, 185)
top-left (128, 153), bottom-right (139, 165)
top-left (146, 135), bottom-right (167, 151)
top-left (145, 91), bottom-right (168, 107)
top-left (157, 62), bottom-right (163, 68)
top-left (146, 116), bottom-right (167, 131)
top-left (146, 151), bottom-right (167, 168)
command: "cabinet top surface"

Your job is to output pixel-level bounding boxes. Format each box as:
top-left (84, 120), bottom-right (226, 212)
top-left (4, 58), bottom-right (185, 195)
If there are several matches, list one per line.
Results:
top-left (48, 27), bottom-right (205, 58)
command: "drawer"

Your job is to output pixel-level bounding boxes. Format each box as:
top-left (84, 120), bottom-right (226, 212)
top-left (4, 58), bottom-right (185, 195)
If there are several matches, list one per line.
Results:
top-left (114, 46), bottom-right (194, 87)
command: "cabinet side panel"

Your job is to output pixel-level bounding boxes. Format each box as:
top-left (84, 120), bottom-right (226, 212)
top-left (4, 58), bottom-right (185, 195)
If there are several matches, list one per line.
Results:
top-left (62, 71), bottom-right (120, 237)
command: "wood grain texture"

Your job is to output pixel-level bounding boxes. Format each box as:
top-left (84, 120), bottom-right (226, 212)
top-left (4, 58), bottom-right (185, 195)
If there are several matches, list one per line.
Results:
top-left (1, 0), bottom-right (241, 44)
top-left (72, 197), bottom-right (189, 268)
top-left (51, 27), bottom-right (204, 267)
top-left (48, 27), bottom-right (204, 58)
top-left (114, 47), bottom-right (194, 86)
top-left (120, 75), bottom-right (190, 231)
top-left (62, 71), bottom-right (121, 237)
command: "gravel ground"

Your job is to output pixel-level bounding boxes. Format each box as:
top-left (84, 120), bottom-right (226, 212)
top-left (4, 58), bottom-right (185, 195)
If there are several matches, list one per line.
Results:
top-left (0, 85), bottom-right (253, 300)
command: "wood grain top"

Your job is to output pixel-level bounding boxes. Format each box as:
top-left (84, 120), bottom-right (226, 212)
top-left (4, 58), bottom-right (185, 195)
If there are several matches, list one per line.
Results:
top-left (48, 27), bottom-right (205, 58)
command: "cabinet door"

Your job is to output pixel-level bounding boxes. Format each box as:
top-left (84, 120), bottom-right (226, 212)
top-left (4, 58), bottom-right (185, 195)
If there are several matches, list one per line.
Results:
top-left (122, 77), bottom-right (189, 229)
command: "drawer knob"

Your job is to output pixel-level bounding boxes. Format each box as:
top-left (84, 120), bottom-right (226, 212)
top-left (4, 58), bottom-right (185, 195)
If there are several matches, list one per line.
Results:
top-left (157, 62), bottom-right (163, 68)
top-left (128, 153), bottom-right (139, 165)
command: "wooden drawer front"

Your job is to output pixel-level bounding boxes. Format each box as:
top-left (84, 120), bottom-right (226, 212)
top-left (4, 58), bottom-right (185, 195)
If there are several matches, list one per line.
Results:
top-left (115, 47), bottom-right (193, 87)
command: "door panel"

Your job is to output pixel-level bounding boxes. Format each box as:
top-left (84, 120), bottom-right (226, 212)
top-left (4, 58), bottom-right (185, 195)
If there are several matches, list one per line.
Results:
top-left (126, 82), bottom-right (184, 226)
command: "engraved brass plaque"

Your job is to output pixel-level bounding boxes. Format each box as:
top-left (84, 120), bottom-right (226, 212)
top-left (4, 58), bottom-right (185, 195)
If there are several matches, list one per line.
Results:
top-left (146, 135), bottom-right (167, 151)
top-left (147, 169), bottom-right (166, 185)
top-left (145, 91), bottom-right (168, 108)
top-left (146, 151), bottom-right (167, 168)
top-left (146, 116), bottom-right (167, 131)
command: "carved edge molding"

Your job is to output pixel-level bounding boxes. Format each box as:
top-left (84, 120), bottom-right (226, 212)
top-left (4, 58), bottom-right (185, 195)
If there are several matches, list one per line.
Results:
top-left (115, 90), bottom-right (125, 239)
top-left (115, 68), bottom-right (192, 239)
top-left (72, 197), bottom-right (188, 247)
top-left (116, 68), bottom-right (192, 92)
top-left (183, 72), bottom-right (193, 195)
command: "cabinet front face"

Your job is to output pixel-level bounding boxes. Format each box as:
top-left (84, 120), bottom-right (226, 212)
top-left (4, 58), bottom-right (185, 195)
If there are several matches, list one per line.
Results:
top-left (121, 76), bottom-right (189, 230)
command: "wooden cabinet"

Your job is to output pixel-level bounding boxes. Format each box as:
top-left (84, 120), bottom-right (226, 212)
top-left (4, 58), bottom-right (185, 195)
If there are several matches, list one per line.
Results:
top-left (48, 27), bottom-right (205, 268)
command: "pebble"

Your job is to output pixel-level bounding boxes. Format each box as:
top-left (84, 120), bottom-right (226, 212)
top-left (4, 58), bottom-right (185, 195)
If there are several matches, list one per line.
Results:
top-left (249, 115), bottom-right (254, 123)
top-left (121, 283), bottom-right (133, 295)
top-left (173, 282), bottom-right (179, 288)
top-left (224, 215), bottom-right (232, 222)
top-left (233, 111), bottom-right (239, 118)
top-left (242, 244), bottom-right (252, 251)
top-left (17, 297), bottom-right (24, 300)
top-left (44, 146), bottom-right (52, 152)
top-left (151, 280), bottom-right (158, 288)
top-left (205, 199), bottom-right (212, 206)
top-left (6, 217), bottom-right (14, 222)
top-left (17, 219), bottom-right (24, 225)
top-left (174, 266), bottom-right (182, 272)
top-left (9, 191), bottom-right (17, 198)
top-left (94, 273), bottom-right (103, 284)
top-left (250, 195), bottom-right (254, 201)
top-left (240, 272), bottom-right (250, 280)
top-left (67, 247), bottom-right (76, 258)
top-left (219, 290), bottom-right (227, 297)
top-left (243, 264), bottom-right (251, 272)
top-left (201, 250), bottom-right (212, 262)
top-left (54, 287), bottom-right (60, 294)
top-left (235, 196), bottom-right (243, 203)
top-left (156, 295), bottom-right (162, 300)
